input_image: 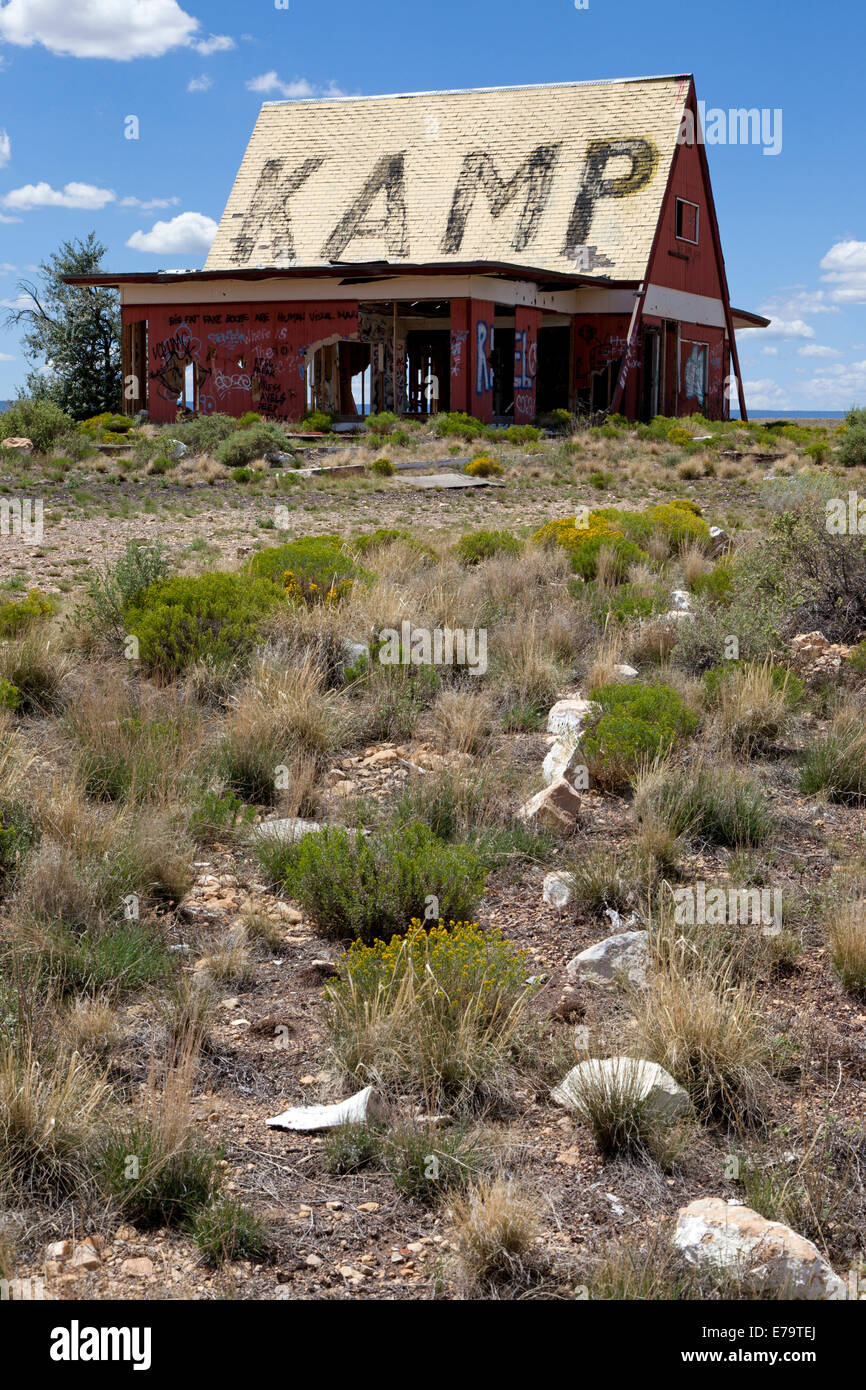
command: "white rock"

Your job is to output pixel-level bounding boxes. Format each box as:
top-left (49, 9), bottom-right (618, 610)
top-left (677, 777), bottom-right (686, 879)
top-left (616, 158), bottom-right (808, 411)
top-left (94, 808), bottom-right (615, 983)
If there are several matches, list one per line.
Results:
top-left (552, 1057), bottom-right (691, 1122)
top-left (673, 1199), bottom-right (847, 1300)
top-left (543, 871), bottom-right (574, 909)
top-left (546, 697), bottom-right (595, 737)
top-left (671, 589), bottom-right (692, 612)
top-left (567, 929), bottom-right (649, 988)
top-left (542, 735), bottom-right (586, 788)
top-left (612, 663), bottom-right (639, 683)
top-left (519, 777), bottom-right (580, 832)
top-left (663, 609), bottom-right (694, 622)
top-left (266, 1085), bottom-right (387, 1132)
top-left (253, 817), bottom-right (323, 844)
top-left (342, 639), bottom-right (370, 666)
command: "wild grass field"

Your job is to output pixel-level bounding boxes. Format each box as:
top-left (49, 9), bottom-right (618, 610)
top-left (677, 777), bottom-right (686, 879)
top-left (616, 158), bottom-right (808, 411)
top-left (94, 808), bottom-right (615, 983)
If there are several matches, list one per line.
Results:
top-left (1, 399), bottom-right (866, 1301)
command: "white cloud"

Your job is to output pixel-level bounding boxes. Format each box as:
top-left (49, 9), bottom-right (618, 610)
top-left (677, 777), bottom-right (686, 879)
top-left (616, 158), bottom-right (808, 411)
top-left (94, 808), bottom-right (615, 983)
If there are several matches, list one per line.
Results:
top-left (0, 0), bottom-right (199, 59)
top-left (0, 351), bottom-right (15, 361)
top-left (762, 346), bottom-right (779, 356)
top-left (0, 213), bottom-right (21, 223)
top-left (246, 71), bottom-right (349, 100)
top-left (0, 129), bottom-right (10, 167)
top-left (119, 195), bottom-right (181, 211)
top-left (2, 180), bottom-right (115, 210)
top-left (742, 378), bottom-right (791, 409)
top-left (187, 73), bottom-right (212, 93)
top-left (800, 359), bottom-right (866, 408)
top-left (0, 294), bottom-right (29, 309)
top-left (739, 316), bottom-right (816, 342)
top-left (192, 34), bottom-right (233, 55)
top-left (0, 263), bottom-right (17, 272)
top-left (820, 240), bottom-right (866, 304)
top-left (126, 210), bottom-right (217, 254)
top-left (796, 344), bottom-right (842, 358)
top-left (759, 287), bottom-right (838, 318)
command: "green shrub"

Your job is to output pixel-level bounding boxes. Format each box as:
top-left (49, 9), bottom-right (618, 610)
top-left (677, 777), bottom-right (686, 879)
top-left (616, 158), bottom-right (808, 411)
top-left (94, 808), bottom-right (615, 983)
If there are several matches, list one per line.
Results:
top-left (171, 413), bottom-right (237, 455)
top-left (123, 572), bottom-right (280, 676)
top-left (383, 1122), bottom-right (481, 1204)
top-left (837, 409), bottom-right (866, 467)
top-left (248, 535), bottom-right (364, 601)
top-left (0, 399), bottom-right (74, 453)
top-left (98, 1119), bottom-right (220, 1228)
top-left (326, 919), bottom-right (533, 1108)
top-left (0, 800), bottom-right (36, 887)
top-left (371, 457), bottom-right (395, 476)
top-left (464, 455), bottom-right (504, 477)
top-left (583, 682), bottom-right (698, 790)
top-left (455, 528), bottom-right (521, 566)
top-left (215, 422), bottom-right (292, 468)
top-left (323, 1122), bottom-right (384, 1175)
top-left (365, 411), bottom-right (399, 436)
top-left (82, 541), bottom-right (170, 640)
top-left (231, 466), bottom-right (255, 484)
top-left (0, 680), bottom-right (20, 712)
top-left (433, 412), bottom-right (490, 441)
top-left (800, 709), bottom-right (866, 802)
top-left (237, 411), bottom-right (262, 428)
top-left (504, 424), bottom-right (540, 444)
top-left (191, 1198), bottom-right (269, 1266)
top-left (258, 822), bottom-right (486, 943)
top-left (633, 761), bottom-right (776, 848)
top-left (55, 920), bottom-right (173, 994)
top-left (702, 661), bottom-right (803, 709)
top-left (0, 590), bottom-right (52, 639)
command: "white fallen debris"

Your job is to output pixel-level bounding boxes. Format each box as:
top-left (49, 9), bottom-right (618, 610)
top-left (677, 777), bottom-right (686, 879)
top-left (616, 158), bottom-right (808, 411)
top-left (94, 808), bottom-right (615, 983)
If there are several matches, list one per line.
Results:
top-left (266, 1085), bottom-right (387, 1132)
top-left (542, 734), bottom-right (586, 788)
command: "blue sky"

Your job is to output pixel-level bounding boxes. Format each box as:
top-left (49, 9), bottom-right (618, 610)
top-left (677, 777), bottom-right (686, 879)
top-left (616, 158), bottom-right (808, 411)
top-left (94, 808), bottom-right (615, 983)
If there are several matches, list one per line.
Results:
top-left (0, 0), bottom-right (863, 409)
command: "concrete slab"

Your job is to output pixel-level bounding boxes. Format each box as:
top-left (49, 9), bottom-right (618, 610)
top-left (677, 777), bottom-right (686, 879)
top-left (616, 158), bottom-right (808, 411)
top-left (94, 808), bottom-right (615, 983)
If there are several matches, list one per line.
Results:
top-left (398, 473), bottom-right (504, 489)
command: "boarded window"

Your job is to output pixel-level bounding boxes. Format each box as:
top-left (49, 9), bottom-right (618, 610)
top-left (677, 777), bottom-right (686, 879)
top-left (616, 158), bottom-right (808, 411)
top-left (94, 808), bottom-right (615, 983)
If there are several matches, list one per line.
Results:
top-left (680, 341), bottom-right (708, 407)
top-left (675, 198), bottom-right (699, 243)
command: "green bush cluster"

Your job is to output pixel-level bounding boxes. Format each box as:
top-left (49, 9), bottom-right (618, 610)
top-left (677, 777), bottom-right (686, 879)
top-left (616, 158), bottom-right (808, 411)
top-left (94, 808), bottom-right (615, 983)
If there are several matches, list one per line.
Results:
top-left (214, 421), bottom-right (293, 468)
top-left (123, 571), bottom-right (280, 676)
top-left (0, 589), bottom-right (52, 639)
top-left (454, 528), bottom-right (521, 567)
top-left (257, 821), bottom-right (486, 943)
top-left (0, 399), bottom-right (74, 453)
top-left (583, 682), bottom-right (698, 790)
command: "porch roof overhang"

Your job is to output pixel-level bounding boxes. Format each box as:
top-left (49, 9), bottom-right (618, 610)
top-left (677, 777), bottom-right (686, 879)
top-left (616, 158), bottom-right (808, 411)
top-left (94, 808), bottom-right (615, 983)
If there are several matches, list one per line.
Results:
top-left (63, 260), bottom-right (642, 295)
top-left (730, 306), bottom-right (772, 330)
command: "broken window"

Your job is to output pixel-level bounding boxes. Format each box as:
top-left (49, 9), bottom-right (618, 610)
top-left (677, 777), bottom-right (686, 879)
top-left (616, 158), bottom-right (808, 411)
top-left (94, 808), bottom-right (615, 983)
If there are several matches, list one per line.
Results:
top-left (675, 198), bottom-right (699, 244)
top-left (680, 341), bottom-right (708, 407)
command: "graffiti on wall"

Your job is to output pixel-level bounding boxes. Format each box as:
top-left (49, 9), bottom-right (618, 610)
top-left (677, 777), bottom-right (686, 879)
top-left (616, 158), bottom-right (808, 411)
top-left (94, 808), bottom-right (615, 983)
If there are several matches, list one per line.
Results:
top-left (475, 319), bottom-right (495, 395)
top-left (145, 303), bottom-right (359, 422)
top-left (441, 145), bottom-right (560, 254)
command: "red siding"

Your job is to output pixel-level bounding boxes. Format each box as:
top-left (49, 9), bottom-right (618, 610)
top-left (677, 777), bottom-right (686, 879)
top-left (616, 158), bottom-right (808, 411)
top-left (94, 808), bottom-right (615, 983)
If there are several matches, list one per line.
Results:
top-left (513, 305), bottom-right (540, 424)
top-left (126, 299), bottom-right (359, 423)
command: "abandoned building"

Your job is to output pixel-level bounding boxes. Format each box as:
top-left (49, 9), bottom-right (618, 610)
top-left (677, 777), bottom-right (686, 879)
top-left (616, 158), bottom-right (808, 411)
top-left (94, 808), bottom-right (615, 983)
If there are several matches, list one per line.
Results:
top-left (71, 75), bottom-right (768, 426)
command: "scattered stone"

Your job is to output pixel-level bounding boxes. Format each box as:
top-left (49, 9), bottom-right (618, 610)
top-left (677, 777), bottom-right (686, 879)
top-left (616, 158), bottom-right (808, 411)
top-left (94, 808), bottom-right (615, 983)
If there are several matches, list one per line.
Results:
top-left (342, 639), bottom-right (370, 666)
top-left (552, 1058), bottom-right (692, 1122)
top-left (357, 1202), bottom-right (380, 1213)
top-left (253, 816), bottom-right (323, 844)
top-left (542, 734), bottom-right (586, 788)
top-left (671, 589), bottom-right (693, 612)
top-left (305, 1253), bottom-right (324, 1267)
top-left (790, 630), bottom-right (853, 675)
top-left (266, 1085), bottom-right (388, 1132)
top-left (673, 1199), bottom-right (847, 1300)
top-left (68, 1243), bottom-right (102, 1272)
top-left (566, 929), bottom-right (649, 989)
top-left (1, 436), bottom-right (33, 455)
top-left (45, 1240), bottom-right (72, 1261)
top-left (708, 525), bottom-right (732, 556)
top-left (546, 696), bottom-right (595, 737)
top-left (519, 776), bottom-right (580, 832)
top-left (612, 663), bottom-right (639, 683)
top-left (543, 871), bottom-right (574, 909)
top-left (121, 1257), bottom-right (154, 1278)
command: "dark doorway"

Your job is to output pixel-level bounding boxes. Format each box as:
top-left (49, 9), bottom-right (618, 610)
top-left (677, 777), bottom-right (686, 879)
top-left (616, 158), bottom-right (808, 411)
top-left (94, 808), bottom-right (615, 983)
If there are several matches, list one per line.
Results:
top-left (641, 327), bottom-right (660, 421)
top-left (536, 326), bottom-right (570, 414)
top-left (404, 329), bottom-right (451, 414)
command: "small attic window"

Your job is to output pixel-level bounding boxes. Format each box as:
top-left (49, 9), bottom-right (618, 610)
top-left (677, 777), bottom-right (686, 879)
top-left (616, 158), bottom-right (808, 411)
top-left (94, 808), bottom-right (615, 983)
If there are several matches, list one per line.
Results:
top-left (676, 198), bottom-right (699, 244)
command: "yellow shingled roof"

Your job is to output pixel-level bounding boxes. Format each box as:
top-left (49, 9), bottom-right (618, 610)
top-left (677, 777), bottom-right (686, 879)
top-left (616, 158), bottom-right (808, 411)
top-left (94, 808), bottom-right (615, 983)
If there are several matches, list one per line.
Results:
top-left (205, 76), bottom-right (689, 281)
